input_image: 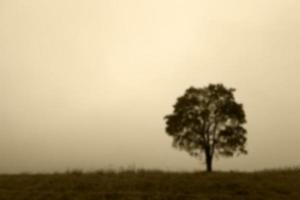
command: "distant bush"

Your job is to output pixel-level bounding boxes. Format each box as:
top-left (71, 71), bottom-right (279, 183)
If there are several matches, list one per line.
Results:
top-left (65, 169), bottom-right (83, 176)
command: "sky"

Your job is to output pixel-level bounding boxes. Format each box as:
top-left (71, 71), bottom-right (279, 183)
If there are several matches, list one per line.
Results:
top-left (1, 0), bottom-right (300, 173)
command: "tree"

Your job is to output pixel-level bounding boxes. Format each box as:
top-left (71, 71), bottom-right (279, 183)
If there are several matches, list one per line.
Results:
top-left (164, 84), bottom-right (247, 172)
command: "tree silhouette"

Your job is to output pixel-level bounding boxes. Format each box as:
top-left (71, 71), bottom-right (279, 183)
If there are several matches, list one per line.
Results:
top-left (164, 84), bottom-right (247, 172)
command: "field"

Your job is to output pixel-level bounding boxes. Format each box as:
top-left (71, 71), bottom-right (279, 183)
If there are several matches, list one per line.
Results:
top-left (0, 169), bottom-right (300, 200)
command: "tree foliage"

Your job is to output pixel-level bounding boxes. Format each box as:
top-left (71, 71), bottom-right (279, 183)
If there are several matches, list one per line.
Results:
top-left (164, 84), bottom-right (247, 172)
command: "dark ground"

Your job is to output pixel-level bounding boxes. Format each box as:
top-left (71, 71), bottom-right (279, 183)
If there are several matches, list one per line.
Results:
top-left (0, 168), bottom-right (299, 200)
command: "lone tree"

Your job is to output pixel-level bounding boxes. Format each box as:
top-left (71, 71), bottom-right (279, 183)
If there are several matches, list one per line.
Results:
top-left (164, 84), bottom-right (247, 172)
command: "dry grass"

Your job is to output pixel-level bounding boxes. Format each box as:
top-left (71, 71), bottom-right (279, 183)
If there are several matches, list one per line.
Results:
top-left (0, 168), bottom-right (300, 200)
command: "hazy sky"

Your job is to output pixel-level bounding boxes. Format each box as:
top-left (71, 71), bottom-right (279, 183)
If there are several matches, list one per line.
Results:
top-left (1, 0), bottom-right (300, 173)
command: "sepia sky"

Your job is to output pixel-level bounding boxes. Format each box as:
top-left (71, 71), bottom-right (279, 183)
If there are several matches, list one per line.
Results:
top-left (1, 0), bottom-right (300, 173)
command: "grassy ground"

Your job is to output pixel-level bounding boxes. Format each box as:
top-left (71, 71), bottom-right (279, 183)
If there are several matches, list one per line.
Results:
top-left (0, 169), bottom-right (299, 200)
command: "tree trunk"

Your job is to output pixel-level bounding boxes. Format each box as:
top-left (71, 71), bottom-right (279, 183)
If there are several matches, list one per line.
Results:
top-left (205, 148), bottom-right (213, 172)
top-left (206, 155), bottom-right (212, 172)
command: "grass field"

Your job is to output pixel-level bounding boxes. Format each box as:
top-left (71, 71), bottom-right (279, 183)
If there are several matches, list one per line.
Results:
top-left (0, 168), bottom-right (299, 200)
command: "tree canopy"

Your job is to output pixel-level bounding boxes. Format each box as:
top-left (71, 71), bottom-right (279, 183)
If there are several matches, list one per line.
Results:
top-left (164, 84), bottom-right (247, 172)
